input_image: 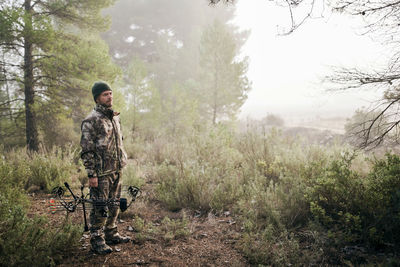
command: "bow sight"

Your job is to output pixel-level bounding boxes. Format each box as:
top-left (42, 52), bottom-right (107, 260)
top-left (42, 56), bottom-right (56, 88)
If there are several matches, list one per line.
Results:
top-left (51, 182), bottom-right (140, 231)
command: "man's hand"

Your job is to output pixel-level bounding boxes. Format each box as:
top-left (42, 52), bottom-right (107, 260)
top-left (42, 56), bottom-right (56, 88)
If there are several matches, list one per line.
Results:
top-left (89, 177), bottom-right (98, 188)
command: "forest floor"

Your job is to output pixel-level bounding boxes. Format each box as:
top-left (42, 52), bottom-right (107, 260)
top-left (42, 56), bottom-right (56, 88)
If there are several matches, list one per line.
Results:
top-left (28, 182), bottom-right (249, 267)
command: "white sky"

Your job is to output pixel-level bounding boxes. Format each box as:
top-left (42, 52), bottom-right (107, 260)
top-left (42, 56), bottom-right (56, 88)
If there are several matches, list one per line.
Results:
top-left (233, 0), bottom-right (391, 122)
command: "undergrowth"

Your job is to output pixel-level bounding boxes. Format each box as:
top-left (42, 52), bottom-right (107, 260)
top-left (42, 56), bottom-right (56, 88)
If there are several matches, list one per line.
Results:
top-left (0, 153), bottom-right (81, 267)
top-left (2, 123), bottom-right (399, 266)
top-left (1, 146), bottom-right (77, 193)
top-left (127, 125), bottom-right (400, 265)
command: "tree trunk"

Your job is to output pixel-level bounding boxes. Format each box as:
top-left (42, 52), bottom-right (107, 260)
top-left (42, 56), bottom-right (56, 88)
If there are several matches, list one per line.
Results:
top-left (2, 50), bottom-right (13, 121)
top-left (24, 0), bottom-right (39, 151)
top-left (212, 54), bottom-right (218, 125)
top-left (212, 91), bottom-right (217, 125)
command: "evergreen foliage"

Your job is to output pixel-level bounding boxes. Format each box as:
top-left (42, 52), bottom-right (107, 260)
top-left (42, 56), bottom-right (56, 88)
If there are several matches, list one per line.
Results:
top-left (103, 0), bottom-right (250, 135)
top-left (103, 0), bottom-right (235, 68)
top-left (199, 19), bottom-right (251, 125)
top-left (0, 0), bottom-right (119, 150)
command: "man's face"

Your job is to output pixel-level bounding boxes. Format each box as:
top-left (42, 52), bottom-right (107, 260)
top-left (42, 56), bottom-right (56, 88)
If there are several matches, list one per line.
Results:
top-left (96, 90), bottom-right (113, 108)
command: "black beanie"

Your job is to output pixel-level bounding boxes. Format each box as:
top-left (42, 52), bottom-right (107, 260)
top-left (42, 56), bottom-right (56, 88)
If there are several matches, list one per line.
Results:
top-left (92, 82), bottom-right (112, 102)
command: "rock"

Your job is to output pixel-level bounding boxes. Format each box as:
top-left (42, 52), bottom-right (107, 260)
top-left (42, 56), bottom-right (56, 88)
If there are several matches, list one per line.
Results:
top-left (128, 226), bottom-right (134, 232)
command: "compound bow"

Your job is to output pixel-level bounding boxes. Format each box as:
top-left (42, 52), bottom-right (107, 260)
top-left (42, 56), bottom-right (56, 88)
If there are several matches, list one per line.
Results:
top-left (50, 182), bottom-right (140, 231)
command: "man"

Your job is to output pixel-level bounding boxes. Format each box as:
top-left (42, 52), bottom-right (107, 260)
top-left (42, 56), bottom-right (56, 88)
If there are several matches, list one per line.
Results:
top-left (80, 81), bottom-right (130, 255)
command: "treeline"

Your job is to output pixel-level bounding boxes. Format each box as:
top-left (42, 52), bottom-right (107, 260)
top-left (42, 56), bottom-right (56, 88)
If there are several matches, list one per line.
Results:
top-left (102, 0), bottom-right (250, 140)
top-left (0, 0), bottom-right (250, 150)
top-left (0, 0), bottom-right (119, 150)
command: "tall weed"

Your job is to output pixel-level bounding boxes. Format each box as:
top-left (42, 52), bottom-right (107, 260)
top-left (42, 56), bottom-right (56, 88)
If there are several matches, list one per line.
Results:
top-left (1, 147), bottom-right (77, 192)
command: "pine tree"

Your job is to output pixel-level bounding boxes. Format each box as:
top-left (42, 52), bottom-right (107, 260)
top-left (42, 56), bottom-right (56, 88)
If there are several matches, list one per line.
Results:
top-left (0, 0), bottom-right (119, 150)
top-left (199, 20), bottom-right (251, 125)
top-left (123, 56), bottom-right (150, 135)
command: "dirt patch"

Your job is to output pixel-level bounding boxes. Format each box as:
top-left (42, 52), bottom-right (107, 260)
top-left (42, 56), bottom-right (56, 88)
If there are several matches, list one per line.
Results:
top-left (28, 186), bottom-right (249, 267)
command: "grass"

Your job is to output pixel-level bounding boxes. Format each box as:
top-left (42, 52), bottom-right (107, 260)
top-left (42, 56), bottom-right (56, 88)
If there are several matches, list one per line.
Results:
top-left (2, 123), bottom-right (400, 266)
top-left (125, 124), bottom-right (400, 265)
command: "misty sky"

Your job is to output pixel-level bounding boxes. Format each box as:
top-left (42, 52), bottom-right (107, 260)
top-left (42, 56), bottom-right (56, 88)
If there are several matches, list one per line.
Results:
top-left (233, 0), bottom-right (391, 122)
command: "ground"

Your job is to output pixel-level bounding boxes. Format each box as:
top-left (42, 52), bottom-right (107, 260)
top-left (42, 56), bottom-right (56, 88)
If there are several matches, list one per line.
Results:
top-left (28, 183), bottom-right (249, 267)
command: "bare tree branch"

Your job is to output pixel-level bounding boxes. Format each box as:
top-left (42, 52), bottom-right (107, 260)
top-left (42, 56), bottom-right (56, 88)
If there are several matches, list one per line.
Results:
top-left (0, 98), bottom-right (24, 107)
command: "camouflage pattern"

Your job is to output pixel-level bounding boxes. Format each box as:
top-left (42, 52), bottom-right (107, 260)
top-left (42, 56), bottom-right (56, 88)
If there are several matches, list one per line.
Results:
top-left (80, 104), bottom-right (127, 178)
top-left (80, 104), bottom-right (129, 253)
top-left (90, 233), bottom-right (113, 255)
top-left (89, 173), bottom-right (121, 231)
top-left (105, 227), bottom-right (131, 245)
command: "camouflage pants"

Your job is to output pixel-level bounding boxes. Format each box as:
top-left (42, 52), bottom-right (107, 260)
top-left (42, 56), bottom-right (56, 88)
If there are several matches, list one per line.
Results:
top-left (90, 173), bottom-right (121, 236)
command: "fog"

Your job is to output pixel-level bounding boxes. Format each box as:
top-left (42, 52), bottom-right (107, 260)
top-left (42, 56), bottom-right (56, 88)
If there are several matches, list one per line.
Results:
top-left (234, 0), bottom-right (390, 126)
top-left (2, 0), bottom-right (396, 148)
top-left (2, 1), bottom-right (400, 264)
top-left (99, 0), bottom-right (392, 133)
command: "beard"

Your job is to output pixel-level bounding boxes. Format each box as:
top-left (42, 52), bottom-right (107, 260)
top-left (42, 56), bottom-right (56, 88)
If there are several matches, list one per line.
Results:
top-left (100, 99), bottom-right (112, 108)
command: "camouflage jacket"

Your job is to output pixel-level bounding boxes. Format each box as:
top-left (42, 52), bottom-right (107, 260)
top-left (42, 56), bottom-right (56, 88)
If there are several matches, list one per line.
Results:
top-left (80, 104), bottom-right (127, 177)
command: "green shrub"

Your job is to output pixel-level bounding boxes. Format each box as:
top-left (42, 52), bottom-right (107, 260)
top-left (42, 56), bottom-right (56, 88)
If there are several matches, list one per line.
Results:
top-left (1, 147), bottom-right (77, 193)
top-left (0, 206), bottom-right (81, 267)
top-left (305, 152), bottom-right (400, 249)
top-left (128, 123), bottom-right (400, 264)
top-left (0, 150), bottom-right (31, 187)
top-left (0, 160), bottom-right (81, 267)
top-left (155, 127), bottom-right (245, 212)
top-left (159, 215), bottom-right (190, 242)
top-left (156, 162), bottom-right (212, 211)
top-left (130, 215), bottom-right (155, 244)
top-left (132, 215), bottom-right (160, 244)
top-left (122, 163), bottom-right (146, 189)
top-left (363, 154), bottom-right (400, 247)
top-left (305, 151), bottom-right (365, 244)
top-left (234, 169), bottom-right (310, 265)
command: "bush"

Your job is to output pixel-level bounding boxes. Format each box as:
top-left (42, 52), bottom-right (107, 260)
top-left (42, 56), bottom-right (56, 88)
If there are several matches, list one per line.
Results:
top-left (122, 163), bottom-right (146, 189)
top-left (0, 206), bottom-right (81, 267)
top-left (1, 147), bottom-right (77, 193)
top-left (305, 152), bottom-right (400, 249)
top-left (159, 215), bottom-right (190, 242)
top-left (0, 159), bottom-right (81, 267)
top-left (130, 122), bottom-right (400, 265)
top-left (155, 127), bottom-right (245, 212)
top-left (363, 154), bottom-right (400, 247)
top-left (305, 151), bottom-right (366, 244)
